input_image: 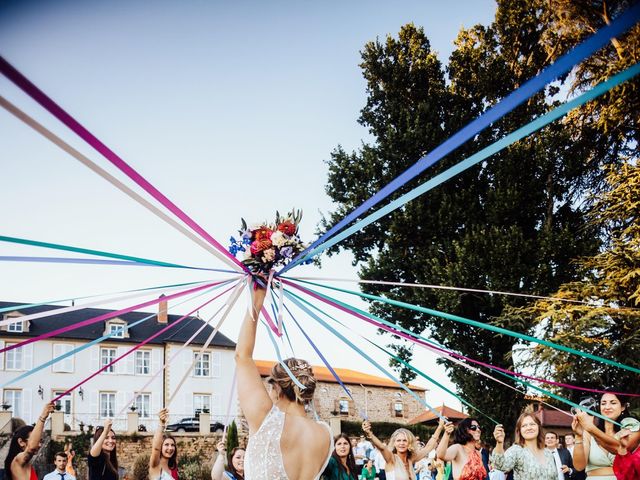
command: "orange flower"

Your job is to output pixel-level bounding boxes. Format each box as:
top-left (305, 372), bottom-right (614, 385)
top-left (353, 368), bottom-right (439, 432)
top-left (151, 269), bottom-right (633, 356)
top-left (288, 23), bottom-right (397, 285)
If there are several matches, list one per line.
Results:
top-left (277, 221), bottom-right (296, 236)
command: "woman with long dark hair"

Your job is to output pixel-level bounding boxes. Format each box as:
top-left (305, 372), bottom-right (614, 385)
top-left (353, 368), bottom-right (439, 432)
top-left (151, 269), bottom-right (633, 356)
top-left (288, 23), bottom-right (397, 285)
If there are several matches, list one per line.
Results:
top-left (211, 441), bottom-right (245, 480)
top-left (4, 403), bottom-right (54, 480)
top-left (490, 412), bottom-right (556, 480)
top-left (571, 392), bottom-right (640, 480)
top-left (149, 409), bottom-right (179, 480)
top-left (436, 418), bottom-right (486, 480)
top-left (322, 434), bottom-right (357, 480)
top-left (88, 419), bottom-right (119, 480)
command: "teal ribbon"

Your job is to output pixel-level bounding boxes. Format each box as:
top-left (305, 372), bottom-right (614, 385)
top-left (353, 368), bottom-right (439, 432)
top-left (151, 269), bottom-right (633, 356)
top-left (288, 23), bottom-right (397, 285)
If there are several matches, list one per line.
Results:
top-left (0, 234), bottom-right (238, 271)
top-left (283, 289), bottom-right (445, 421)
top-left (262, 320), bottom-right (308, 392)
top-left (293, 279), bottom-right (640, 375)
top-left (293, 62), bottom-right (640, 266)
top-left (288, 280), bottom-right (620, 424)
top-left (0, 281), bottom-right (231, 389)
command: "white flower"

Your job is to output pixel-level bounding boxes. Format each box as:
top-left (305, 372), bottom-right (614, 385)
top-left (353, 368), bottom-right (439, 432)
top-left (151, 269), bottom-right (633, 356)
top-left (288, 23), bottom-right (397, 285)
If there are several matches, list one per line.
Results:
top-left (270, 231), bottom-right (287, 247)
top-left (249, 222), bottom-right (265, 231)
top-left (262, 248), bottom-right (276, 262)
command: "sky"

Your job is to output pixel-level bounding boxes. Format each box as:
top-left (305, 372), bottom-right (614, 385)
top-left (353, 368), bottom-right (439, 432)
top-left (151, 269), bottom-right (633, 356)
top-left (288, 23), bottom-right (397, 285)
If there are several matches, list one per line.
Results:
top-left (0, 0), bottom-right (497, 411)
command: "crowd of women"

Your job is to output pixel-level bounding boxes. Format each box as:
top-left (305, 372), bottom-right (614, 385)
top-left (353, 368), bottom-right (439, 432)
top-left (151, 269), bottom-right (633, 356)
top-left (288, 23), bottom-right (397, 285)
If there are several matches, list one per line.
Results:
top-left (3, 286), bottom-right (640, 480)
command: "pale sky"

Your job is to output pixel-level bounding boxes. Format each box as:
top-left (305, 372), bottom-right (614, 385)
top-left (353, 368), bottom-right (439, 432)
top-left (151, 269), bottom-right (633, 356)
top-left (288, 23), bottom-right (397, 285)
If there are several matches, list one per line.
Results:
top-left (0, 0), bottom-right (497, 411)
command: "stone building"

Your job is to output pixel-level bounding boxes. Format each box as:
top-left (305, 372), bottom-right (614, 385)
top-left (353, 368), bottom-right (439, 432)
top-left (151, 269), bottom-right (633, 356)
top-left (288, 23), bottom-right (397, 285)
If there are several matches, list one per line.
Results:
top-left (254, 360), bottom-right (427, 423)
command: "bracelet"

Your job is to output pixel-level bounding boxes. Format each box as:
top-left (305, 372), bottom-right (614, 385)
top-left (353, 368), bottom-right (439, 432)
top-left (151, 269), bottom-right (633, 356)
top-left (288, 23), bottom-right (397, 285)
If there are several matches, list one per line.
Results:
top-left (574, 441), bottom-right (583, 445)
top-left (39, 416), bottom-right (47, 423)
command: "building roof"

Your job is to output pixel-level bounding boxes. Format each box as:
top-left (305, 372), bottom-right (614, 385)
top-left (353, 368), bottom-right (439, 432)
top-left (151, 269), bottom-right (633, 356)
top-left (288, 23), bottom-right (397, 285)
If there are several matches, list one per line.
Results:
top-left (535, 408), bottom-right (573, 428)
top-left (406, 404), bottom-right (468, 425)
top-left (0, 301), bottom-right (236, 348)
top-left (254, 359), bottom-right (426, 391)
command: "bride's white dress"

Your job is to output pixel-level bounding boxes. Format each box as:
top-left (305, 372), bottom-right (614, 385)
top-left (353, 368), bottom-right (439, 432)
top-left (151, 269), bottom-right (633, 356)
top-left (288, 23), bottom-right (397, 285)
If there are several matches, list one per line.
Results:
top-left (244, 405), bottom-right (333, 480)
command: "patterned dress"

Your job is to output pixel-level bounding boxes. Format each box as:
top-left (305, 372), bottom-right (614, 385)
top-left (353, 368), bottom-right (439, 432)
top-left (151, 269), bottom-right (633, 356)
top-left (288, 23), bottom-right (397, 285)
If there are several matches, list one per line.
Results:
top-left (490, 445), bottom-right (556, 480)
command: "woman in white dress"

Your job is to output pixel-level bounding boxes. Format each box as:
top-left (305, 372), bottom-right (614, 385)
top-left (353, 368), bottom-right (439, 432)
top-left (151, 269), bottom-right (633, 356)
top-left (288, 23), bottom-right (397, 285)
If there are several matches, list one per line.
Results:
top-left (236, 284), bottom-right (332, 480)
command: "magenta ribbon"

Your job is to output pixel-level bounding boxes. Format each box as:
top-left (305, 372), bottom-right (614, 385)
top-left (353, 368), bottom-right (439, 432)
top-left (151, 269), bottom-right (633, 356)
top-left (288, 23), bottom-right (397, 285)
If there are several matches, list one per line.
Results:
top-left (52, 283), bottom-right (237, 402)
top-left (0, 56), bottom-right (247, 274)
top-left (0, 281), bottom-right (225, 354)
top-left (282, 280), bottom-right (640, 398)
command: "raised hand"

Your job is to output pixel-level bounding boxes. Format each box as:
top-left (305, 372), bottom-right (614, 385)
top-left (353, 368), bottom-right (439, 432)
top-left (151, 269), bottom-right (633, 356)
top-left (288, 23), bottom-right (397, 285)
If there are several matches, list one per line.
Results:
top-left (571, 416), bottom-right (584, 436)
top-left (493, 424), bottom-right (505, 444)
top-left (158, 408), bottom-right (169, 426)
top-left (444, 422), bottom-right (455, 435)
top-left (362, 420), bottom-right (372, 437)
top-left (216, 440), bottom-right (226, 453)
top-left (103, 418), bottom-right (113, 432)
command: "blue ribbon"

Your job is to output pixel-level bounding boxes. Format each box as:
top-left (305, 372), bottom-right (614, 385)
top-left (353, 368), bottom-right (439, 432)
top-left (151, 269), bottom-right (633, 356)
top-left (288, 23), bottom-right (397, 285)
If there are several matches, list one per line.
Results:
top-left (280, 4), bottom-right (640, 273)
top-left (289, 61), bottom-right (640, 266)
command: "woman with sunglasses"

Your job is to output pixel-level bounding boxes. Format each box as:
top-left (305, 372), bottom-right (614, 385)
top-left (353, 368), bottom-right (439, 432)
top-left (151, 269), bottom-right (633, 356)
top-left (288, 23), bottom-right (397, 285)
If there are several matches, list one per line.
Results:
top-left (490, 412), bottom-right (556, 480)
top-left (436, 418), bottom-right (486, 480)
top-left (236, 283), bottom-right (333, 479)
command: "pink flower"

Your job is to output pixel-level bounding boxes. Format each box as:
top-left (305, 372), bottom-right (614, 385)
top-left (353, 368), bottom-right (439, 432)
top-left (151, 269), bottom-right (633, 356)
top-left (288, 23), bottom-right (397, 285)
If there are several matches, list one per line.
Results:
top-left (250, 239), bottom-right (272, 255)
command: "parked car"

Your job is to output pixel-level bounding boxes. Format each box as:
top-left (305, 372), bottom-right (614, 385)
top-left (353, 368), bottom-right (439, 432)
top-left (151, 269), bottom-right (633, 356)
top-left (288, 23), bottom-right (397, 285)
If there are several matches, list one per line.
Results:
top-left (165, 417), bottom-right (224, 433)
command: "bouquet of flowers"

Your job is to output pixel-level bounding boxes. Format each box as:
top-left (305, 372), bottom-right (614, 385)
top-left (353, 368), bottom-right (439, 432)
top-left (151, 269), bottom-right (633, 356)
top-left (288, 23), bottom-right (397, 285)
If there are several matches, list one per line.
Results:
top-left (228, 209), bottom-right (308, 274)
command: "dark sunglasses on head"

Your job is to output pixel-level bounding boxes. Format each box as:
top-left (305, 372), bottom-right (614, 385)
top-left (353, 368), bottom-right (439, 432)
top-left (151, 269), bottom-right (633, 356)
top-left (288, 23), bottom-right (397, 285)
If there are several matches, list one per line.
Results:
top-left (469, 425), bottom-right (481, 431)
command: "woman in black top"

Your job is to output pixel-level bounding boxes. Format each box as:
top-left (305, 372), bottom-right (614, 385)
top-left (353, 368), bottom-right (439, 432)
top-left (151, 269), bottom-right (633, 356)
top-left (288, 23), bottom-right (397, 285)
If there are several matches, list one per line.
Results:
top-left (88, 419), bottom-right (119, 480)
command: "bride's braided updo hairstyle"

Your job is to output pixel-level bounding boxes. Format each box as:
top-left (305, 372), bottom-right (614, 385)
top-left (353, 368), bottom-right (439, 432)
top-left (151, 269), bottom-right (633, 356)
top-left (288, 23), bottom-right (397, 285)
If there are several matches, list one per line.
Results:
top-left (268, 357), bottom-right (316, 404)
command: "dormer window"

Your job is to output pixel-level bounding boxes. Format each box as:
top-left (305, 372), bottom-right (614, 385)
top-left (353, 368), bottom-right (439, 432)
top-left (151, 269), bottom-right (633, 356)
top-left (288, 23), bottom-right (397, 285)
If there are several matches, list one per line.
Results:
top-left (2, 312), bottom-right (28, 333)
top-left (105, 319), bottom-right (128, 338)
top-left (7, 321), bottom-right (23, 333)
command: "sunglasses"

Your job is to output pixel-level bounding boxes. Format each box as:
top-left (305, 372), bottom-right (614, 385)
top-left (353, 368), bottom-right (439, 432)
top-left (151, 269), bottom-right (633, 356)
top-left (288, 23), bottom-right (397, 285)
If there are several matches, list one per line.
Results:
top-left (468, 425), bottom-right (481, 431)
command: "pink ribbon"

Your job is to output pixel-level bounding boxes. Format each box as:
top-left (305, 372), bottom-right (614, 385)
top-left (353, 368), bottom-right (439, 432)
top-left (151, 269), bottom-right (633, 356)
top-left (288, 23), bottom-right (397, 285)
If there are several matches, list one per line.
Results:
top-left (0, 57), bottom-right (247, 273)
top-left (283, 280), bottom-right (640, 398)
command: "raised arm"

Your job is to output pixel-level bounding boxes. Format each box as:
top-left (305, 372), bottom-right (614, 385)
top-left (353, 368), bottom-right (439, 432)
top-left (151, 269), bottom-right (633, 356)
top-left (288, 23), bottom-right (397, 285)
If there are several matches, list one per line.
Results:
top-left (362, 421), bottom-right (394, 465)
top-left (15, 403), bottom-right (54, 466)
top-left (210, 441), bottom-right (227, 480)
top-left (416, 418), bottom-right (445, 461)
top-left (436, 422), bottom-right (458, 462)
top-left (149, 408), bottom-right (169, 468)
top-left (571, 416), bottom-right (588, 471)
top-left (235, 284), bottom-right (273, 433)
top-left (90, 419), bottom-right (113, 457)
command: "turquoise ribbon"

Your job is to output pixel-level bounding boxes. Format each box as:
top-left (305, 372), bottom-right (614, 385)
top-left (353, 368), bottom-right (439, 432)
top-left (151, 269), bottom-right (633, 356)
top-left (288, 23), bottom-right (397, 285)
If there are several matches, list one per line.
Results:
top-left (293, 279), bottom-right (640, 375)
top-left (288, 280), bottom-right (620, 424)
top-left (262, 320), bottom-right (308, 392)
top-left (283, 289), bottom-right (445, 421)
top-left (0, 234), bottom-right (240, 272)
top-left (292, 63), bottom-right (640, 266)
top-left (0, 281), bottom-right (231, 389)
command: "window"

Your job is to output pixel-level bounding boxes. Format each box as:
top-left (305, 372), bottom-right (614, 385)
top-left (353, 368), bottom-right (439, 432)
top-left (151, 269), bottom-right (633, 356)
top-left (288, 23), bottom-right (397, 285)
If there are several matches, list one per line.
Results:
top-left (193, 394), bottom-right (211, 414)
top-left (394, 401), bottom-right (404, 418)
top-left (3, 390), bottom-right (22, 417)
top-left (101, 348), bottom-right (116, 373)
top-left (7, 321), bottom-right (23, 332)
top-left (135, 351), bottom-right (150, 375)
top-left (194, 352), bottom-right (210, 377)
top-left (53, 391), bottom-right (72, 415)
top-left (52, 344), bottom-right (74, 372)
top-left (134, 393), bottom-right (151, 418)
top-left (100, 392), bottom-right (116, 418)
top-left (6, 344), bottom-right (23, 370)
top-left (339, 399), bottom-right (349, 416)
top-left (108, 324), bottom-right (125, 338)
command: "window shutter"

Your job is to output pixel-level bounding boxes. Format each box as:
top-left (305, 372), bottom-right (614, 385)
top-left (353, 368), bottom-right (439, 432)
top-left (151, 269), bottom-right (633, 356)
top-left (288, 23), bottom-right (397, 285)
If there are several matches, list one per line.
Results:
top-left (184, 392), bottom-right (193, 417)
top-left (91, 347), bottom-right (99, 371)
top-left (334, 399), bottom-right (340, 413)
top-left (91, 391), bottom-right (99, 418)
top-left (348, 400), bottom-right (355, 417)
top-left (211, 352), bottom-right (221, 378)
top-left (24, 344), bottom-right (33, 370)
top-left (151, 348), bottom-right (161, 376)
top-left (0, 340), bottom-right (4, 369)
top-left (125, 350), bottom-right (135, 375)
top-left (185, 350), bottom-right (194, 377)
top-left (23, 389), bottom-right (32, 423)
top-left (52, 344), bottom-right (63, 372)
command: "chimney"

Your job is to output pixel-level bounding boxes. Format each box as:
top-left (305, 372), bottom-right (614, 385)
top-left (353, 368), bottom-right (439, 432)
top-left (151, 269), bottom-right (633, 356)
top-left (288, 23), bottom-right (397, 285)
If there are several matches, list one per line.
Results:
top-left (158, 294), bottom-right (168, 324)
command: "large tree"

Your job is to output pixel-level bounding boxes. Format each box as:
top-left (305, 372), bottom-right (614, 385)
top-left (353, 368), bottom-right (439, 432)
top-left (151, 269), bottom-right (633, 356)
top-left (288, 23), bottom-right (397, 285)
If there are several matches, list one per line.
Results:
top-left (320, 0), bottom-right (631, 430)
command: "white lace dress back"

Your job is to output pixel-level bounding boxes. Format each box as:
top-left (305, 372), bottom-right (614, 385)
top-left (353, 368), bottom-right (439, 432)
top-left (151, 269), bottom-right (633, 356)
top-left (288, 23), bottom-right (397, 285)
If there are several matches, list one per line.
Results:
top-left (244, 405), bottom-right (333, 480)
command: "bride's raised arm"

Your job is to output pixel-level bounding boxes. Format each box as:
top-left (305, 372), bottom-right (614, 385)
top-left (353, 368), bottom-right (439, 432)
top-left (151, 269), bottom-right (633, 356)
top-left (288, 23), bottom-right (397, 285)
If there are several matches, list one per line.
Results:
top-left (235, 283), bottom-right (273, 433)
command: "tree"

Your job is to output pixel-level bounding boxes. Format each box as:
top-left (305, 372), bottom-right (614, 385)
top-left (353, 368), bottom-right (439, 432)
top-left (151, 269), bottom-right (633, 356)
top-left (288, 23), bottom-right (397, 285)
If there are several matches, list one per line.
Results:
top-left (320, 0), bottom-right (626, 430)
top-left (502, 162), bottom-right (640, 401)
top-left (225, 420), bottom-right (239, 453)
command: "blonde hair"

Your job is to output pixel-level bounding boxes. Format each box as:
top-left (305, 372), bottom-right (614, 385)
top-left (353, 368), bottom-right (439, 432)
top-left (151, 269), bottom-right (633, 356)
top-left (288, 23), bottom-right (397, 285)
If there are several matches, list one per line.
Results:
top-left (387, 428), bottom-right (418, 459)
top-left (268, 357), bottom-right (316, 404)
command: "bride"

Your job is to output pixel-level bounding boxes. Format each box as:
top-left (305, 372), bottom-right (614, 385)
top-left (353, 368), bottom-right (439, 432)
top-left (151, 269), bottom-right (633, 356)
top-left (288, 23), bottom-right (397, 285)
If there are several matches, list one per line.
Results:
top-left (235, 282), bottom-right (333, 479)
